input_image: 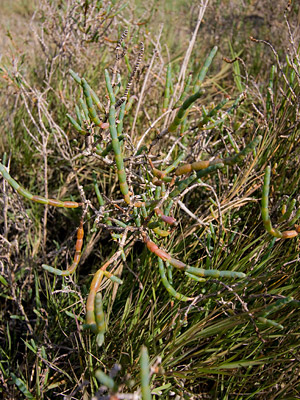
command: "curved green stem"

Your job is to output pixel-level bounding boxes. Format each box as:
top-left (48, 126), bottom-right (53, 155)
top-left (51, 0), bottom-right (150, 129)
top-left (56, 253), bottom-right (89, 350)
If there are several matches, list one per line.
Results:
top-left (158, 258), bottom-right (192, 301)
top-left (261, 166), bottom-right (282, 238)
top-left (105, 69), bottom-right (130, 204)
top-left (0, 163), bottom-right (80, 208)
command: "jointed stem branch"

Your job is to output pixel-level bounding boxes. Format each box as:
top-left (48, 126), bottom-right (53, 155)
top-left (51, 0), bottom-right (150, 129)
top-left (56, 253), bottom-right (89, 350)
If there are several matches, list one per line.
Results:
top-left (262, 166), bottom-right (300, 239)
top-left (42, 220), bottom-right (84, 276)
top-left (105, 70), bottom-right (131, 204)
top-left (0, 163), bottom-right (81, 208)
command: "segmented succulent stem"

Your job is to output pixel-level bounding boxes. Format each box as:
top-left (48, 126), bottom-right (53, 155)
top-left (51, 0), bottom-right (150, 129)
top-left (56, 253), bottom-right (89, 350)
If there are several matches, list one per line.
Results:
top-left (105, 69), bottom-right (131, 204)
top-left (261, 167), bottom-right (299, 238)
top-left (95, 135), bottom-right (124, 157)
top-left (177, 73), bottom-right (192, 104)
top-left (261, 166), bottom-right (283, 238)
top-left (224, 135), bottom-right (262, 165)
top-left (279, 198), bottom-right (296, 222)
top-left (170, 163), bottom-right (224, 198)
top-left (95, 135), bottom-right (125, 157)
top-left (93, 172), bottom-right (105, 206)
top-left (185, 266), bottom-right (246, 279)
top-left (86, 262), bottom-right (122, 334)
top-left (164, 152), bottom-right (186, 175)
top-left (82, 78), bottom-right (102, 127)
top-left (164, 200), bottom-right (173, 216)
top-left (143, 235), bottom-right (170, 261)
top-left (158, 258), bottom-right (192, 301)
top-left (140, 346), bottom-right (151, 400)
top-left (155, 208), bottom-right (176, 225)
top-left (69, 69), bottom-right (81, 84)
top-left (95, 370), bottom-right (115, 391)
top-left (175, 160), bottom-right (217, 176)
top-left (133, 206), bottom-right (141, 227)
top-left (143, 234), bottom-right (246, 279)
top-left (95, 293), bottom-right (106, 346)
top-left (86, 269), bottom-right (104, 333)
top-left (175, 135), bottom-right (261, 177)
top-left (102, 269), bottom-right (123, 284)
top-left (167, 90), bottom-right (203, 133)
top-left (185, 272), bottom-right (206, 282)
top-left (79, 98), bottom-right (89, 122)
top-left (290, 209), bottom-right (300, 225)
top-left (67, 113), bottom-right (86, 134)
top-left (42, 220), bottom-right (84, 276)
top-left (171, 136), bottom-right (261, 197)
top-left (198, 98), bottom-right (229, 128)
top-left (0, 163), bottom-right (81, 208)
top-left (117, 101), bottom-right (126, 136)
top-left (193, 46), bottom-right (218, 93)
top-left (262, 296), bottom-right (300, 317)
top-left (69, 69), bottom-right (104, 112)
top-left (152, 227), bottom-right (170, 237)
top-left (75, 104), bottom-right (83, 126)
top-left (203, 93), bottom-right (245, 130)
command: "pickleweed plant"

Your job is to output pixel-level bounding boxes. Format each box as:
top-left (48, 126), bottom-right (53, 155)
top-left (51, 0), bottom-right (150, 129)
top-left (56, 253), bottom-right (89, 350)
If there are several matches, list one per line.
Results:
top-left (2, 2), bottom-right (300, 399)
top-left (0, 38), bottom-right (264, 346)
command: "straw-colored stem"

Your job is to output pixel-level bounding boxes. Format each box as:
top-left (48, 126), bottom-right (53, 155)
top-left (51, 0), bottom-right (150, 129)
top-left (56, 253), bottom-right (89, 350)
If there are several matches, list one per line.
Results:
top-left (266, 65), bottom-right (275, 116)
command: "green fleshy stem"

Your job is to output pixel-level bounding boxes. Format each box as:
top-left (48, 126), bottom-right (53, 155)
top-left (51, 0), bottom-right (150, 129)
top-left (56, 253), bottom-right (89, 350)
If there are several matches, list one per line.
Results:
top-left (158, 258), bottom-right (192, 301)
top-left (261, 166), bottom-right (282, 238)
top-left (0, 163), bottom-right (80, 208)
top-left (82, 78), bottom-right (102, 126)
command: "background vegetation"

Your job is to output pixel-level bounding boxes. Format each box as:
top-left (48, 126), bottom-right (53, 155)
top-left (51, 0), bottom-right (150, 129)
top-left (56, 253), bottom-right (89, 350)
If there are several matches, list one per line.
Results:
top-left (0, 0), bottom-right (300, 399)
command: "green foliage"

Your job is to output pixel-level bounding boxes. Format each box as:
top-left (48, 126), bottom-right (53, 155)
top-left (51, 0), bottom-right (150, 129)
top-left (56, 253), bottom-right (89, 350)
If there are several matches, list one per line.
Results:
top-left (1, 1), bottom-right (300, 399)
